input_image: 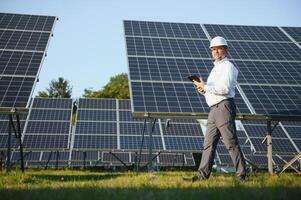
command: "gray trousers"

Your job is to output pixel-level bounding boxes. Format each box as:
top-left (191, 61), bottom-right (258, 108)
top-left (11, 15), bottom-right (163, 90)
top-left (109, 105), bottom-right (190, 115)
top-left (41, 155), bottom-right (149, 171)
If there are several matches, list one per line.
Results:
top-left (198, 98), bottom-right (246, 178)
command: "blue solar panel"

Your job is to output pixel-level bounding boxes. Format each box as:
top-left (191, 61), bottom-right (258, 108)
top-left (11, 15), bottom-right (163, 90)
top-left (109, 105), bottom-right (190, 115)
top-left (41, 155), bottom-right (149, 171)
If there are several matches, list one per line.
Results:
top-left (23, 98), bottom-right (72, 149)
top-left (240, 85), bottom-right (301, 116)
top-left (0, 30), bottom-right (51, 51)
top-left (0, 13), bottom-right (57, 108)
top-left (0, 13), bottom-right (56, 31)
top-left (164, 136), bottom-right (203, 151)
top-left (233, 61), bottom-right (301, 85)
top-left (0, 76), bottom-right (35, 108)
top-left (73, 135), bottom-right (117, 149)
top-left (23, 135), bottom-right (69, 149)
top-left (126, 36), bottom-right (211, 58)
top-left (0, 51), bottom-right (44, 76)
top-left (125, 20), bottom-right (301, 119)
top-left (120, 135), bottom-right (163, 150)
top-left (282, 27), bottom-right (301, 42)
top-left (204, 24), bottom-right (291, 42)
top-left (124, 20), bottom-right (207, 39)
top-left (75, 122), bottom-right (117, 135)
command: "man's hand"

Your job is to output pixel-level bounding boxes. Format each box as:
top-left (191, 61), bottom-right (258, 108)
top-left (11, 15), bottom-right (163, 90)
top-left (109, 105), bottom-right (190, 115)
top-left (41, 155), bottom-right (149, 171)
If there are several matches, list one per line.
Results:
top-left (193, 79), bottom-right (205, 95)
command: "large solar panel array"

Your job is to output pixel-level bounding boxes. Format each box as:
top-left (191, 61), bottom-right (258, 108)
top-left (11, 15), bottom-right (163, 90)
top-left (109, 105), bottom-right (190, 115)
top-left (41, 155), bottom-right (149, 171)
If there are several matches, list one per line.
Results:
top-left (0, 13), bottom-right (57, 108)
top-left (22, 98), bottom-right (73, 149)
top-left (124, 21), bottom-right (301, 118)
top-left (73, 98), bottom-right (204, 152)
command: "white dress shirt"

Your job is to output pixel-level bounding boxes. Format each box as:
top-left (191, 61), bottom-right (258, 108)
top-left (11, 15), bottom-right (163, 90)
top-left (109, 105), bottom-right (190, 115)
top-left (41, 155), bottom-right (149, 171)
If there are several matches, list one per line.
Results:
top-left (204, 57), bottom-right (238, 107)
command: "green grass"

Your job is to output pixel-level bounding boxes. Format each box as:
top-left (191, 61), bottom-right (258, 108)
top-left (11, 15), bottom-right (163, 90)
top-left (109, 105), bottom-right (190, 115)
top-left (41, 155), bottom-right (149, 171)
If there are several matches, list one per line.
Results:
top-left (0, 170), bottom-right (300, 200)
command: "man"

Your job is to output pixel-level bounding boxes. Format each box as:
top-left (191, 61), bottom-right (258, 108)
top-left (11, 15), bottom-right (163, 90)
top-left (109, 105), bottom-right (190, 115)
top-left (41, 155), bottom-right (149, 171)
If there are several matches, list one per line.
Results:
top-left (184, 36), bottom-right (247, 181)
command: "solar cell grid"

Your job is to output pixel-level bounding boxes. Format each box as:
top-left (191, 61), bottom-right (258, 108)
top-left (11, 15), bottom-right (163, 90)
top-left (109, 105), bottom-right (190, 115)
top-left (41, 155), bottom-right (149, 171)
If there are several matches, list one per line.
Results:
top-left (32, 98), bottom-right (72, 109)
top-left (128, 57), bottom-right (212, 82)
top-left (71, 151), bottom-right (99, 161)
top-left (120, 135), bottom-right (163, 150)
top-left (77, 109), bottom-right (116, 121)
top-left (164, 136), bottom-right (203, 151)
top-left (227, 41), bottom-right (301, 61)
top-left (75, 121), bottom-right (117, 135)
top-left (102, 152), bottom-right (130, 163)
top-left (0, 30), bottom-right (51, 51)
top-left (242, 124), bottom-right (288, 138)
top-left (204, 24), bottom-right (291, 42)
top-left (23, 135), bottom-right (69, 149)
top-left (292, 139), bottom-right (301, 150)
top-left (0, 76), bottom-right (35, 108)
top-left (119, 122), bottom-right (160, 135)
top-left (124, 20), bottom-right (207, 39)
top-left (119, 110), bottom-right (142, 122)
top-left (282, 126), bottom-right (301, 139)
top-left (131, 81), bottom-right (207, 113)
top-left (41, 151), bottom-right (70, 161)
top-left (240, 85), bottom-right (301, 115)
top-left (73, 135), bottom-right (117, 149)
top-left (29, 109), bottom-right (71, 120)
top-left (282, 27), bottom-right (301, 43)
top-left (233, 61), bottom-right (301, 85)
top-left (0, 135), bottom-right (18, 149)
top-left (23, 98), bottom-right (72, 149)
top-left (12, 151), bottom-right (41, 161)
top-left (25, 121), bottom-right (70, 134)
top-left (158, 153), bottom-right (185, 165)
top-left (126, 37), bottom-right (211, 58)
top-left (0, 120), bottom-right (26, 134)
top-left (249, 137), bottom-right (297, 153)
top-left (0, 51), bottom-right (44, 76)
top-left (0, 13), bottom-right (56, 32)
top-left (161, 123), bottom-right (202, 136)
top-left (78, 98), bottom-right (116, 110)
top-left (118, 99), bottom-right (131, 110)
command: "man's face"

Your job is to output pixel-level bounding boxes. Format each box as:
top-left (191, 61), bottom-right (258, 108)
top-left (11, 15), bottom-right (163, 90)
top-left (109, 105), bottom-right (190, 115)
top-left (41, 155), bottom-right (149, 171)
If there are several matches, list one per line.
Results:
top-left (211, 46), bottom-right (227, 62)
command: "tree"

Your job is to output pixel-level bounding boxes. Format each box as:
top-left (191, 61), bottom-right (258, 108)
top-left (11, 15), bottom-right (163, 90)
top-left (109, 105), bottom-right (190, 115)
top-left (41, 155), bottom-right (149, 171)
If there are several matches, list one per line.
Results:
top-left (83, 73), bottom-right (129, 99)
top-left (37, 77), bottom-right (72, 98)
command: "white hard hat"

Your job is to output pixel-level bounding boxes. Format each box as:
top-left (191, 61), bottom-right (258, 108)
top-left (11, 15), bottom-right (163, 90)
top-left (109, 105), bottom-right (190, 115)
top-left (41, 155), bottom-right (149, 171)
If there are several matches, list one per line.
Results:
top-left (209, 36), bottom-right (228, 48)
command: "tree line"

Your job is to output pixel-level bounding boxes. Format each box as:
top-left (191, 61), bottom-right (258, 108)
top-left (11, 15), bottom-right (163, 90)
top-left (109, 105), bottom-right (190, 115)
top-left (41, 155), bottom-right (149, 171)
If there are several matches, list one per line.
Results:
top-left (38, 73), bottom-right (129, 99)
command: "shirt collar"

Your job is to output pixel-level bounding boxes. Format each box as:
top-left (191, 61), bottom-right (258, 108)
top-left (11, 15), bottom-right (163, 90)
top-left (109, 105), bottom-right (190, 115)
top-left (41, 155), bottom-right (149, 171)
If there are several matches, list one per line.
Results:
top-left (214, 57), bottom-right (228, 65)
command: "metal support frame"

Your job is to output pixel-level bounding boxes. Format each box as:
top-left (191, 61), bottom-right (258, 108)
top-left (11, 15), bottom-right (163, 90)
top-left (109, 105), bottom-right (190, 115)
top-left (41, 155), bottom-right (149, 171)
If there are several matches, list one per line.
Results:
top-left (143, 152), bottom-right (161, 168)
top-left (109, 151), bottom-right (127, 167)
top-left (136, 118), bottom-right (157, 171)
top-left (266, 120), bottom-right (280, 175)
top-left (276, 153), bottom-right (301, 174)
top-left (45, 151), bottom-right (53, 170)
top-left (6, 111), bottom-right (25, 172)
top-left (55, 151), bottom-right (59, 170)
top-left (83, 151), bottom-right (87, 169)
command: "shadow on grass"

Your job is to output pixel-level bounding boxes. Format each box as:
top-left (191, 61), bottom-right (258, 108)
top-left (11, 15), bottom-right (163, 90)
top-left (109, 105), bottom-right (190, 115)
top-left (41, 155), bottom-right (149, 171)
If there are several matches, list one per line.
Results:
top-left (1, 187), bottom-right (301, 200)
top-left (31, 173), bottom-right (121, 182)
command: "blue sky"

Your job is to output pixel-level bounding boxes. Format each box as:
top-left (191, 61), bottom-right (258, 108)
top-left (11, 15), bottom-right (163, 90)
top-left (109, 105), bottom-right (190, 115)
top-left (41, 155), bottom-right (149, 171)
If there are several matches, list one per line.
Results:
top-left (1, 0), bottom-right (301, 97)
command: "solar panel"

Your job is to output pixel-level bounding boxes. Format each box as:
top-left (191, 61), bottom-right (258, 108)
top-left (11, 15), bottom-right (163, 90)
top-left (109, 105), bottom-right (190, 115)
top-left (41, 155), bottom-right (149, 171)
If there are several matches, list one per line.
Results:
top-left (73, 98), bottom-right (118, 150)
top-left (125, 20), bottom-right (301, 119)
top-left (22, 98), bottom-right (73, 149)
top-left (240, 85), bottom-right (301, 116)
top-left (204, 24), bottom-right (292, 42)
top-left (71, 150), bottom-right (99, 161)
top-left (282, 27), bottom-right (301, 43)
top-left (0, 13), bottom-right (57, 108)
top-left (242, 121), bottom-right (298, 154)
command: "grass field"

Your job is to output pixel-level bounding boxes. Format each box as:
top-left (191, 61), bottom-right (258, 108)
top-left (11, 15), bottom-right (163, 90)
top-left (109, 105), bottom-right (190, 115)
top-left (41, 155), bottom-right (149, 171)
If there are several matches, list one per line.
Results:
top-left (1, 169), bottom-right (301, 200)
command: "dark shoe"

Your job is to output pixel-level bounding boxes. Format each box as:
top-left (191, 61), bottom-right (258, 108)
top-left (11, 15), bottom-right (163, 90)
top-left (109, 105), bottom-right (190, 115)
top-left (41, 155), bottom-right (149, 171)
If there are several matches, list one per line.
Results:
top-left (235, 175), bottom-right (247, 182)
top-left (182, 174), bottom-right (205, 182)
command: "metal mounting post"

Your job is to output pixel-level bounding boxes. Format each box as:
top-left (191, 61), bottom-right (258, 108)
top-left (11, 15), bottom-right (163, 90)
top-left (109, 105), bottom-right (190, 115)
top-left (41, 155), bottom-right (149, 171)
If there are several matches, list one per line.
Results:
top-left (267, 120), bottom-right (273, 175)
